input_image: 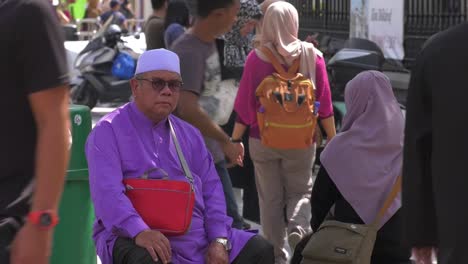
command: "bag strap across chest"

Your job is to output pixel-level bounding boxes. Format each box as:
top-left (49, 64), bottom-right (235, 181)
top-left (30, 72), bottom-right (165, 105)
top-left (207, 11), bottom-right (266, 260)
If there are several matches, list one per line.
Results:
top-left (372, 175), bottom-right (402, 228)
top-left (260, 47), bottom-right (300, 79)
top-left (169, 119), bottom-right (194, 187)
top-left (136, 119), bottom-right (194, 188)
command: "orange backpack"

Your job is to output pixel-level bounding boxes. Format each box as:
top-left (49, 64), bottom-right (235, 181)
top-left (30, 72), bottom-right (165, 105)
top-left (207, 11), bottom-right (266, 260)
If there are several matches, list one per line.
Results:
top-left (255, 47), bottom-right (318, 149)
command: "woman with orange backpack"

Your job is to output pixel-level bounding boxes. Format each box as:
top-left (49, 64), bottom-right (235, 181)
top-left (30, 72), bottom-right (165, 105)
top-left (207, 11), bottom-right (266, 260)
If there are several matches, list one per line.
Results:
top-left (231, 2), bottom-right (336, 263)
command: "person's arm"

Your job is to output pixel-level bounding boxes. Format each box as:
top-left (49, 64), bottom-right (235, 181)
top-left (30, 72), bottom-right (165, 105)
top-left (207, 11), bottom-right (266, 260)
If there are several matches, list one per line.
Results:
top-left (174, 47), bottom-right (229, 143)
top-left (11, 87), bottom-right (70, 264)
top-left (231, 122), bottom-right (247, 141)
top-left (231, 51), bottom-right (259, 141)
top-left (174, 48), bottom-right (242, 165)
top-left (177, 91), bottom-right (232, 146)
top-left (320, 116), bottom-right (336, 140)
top-left (310, 167), bottom-right (339, 231)
top-left (28, 88), bottom-right (70, 212)
top-left (314, 56), bottom-right (336, 139)
top-left (56, 9), bottom-right (70, 24)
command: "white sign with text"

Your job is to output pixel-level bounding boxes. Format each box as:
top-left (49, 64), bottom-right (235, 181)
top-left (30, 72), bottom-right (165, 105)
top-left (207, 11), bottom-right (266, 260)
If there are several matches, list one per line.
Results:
top-left (351, 0), bottom-right (405, 60)
top-left (368, 0), bottom-right (404, 59)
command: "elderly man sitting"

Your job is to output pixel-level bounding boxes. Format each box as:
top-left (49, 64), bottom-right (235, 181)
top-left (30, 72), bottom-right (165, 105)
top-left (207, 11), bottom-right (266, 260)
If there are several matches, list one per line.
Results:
top-left (86, 49), bottom-right (274, 264)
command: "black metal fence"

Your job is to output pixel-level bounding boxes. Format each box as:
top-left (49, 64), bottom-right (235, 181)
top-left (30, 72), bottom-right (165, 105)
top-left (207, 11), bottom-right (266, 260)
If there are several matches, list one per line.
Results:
top-left (290, 0), bottom-right (350, 39)
top-left (291, 0), bottom-right (468, 67)
top-left (405, 0), bottom-right (468, 65)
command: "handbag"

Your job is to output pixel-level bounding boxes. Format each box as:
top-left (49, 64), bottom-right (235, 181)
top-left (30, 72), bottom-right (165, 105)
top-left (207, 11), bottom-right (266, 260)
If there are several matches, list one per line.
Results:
top-left (122, 120), bottom-right (195, 236)
top-left (301, 175), bottom-right (402, 264)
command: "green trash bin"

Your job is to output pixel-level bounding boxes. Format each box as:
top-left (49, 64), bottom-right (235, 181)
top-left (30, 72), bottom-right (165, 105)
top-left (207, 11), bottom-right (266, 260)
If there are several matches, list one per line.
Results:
top-left (51, 105), bottom-right (96, 264)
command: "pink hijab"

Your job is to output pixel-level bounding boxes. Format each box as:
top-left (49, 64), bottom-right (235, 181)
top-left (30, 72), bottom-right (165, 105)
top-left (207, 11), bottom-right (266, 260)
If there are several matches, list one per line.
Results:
top-left (260, 1), bottom-right (317, 83)
top-left (260, 0), bottom-right (283, 13)
top-left (253, 0), bottom-right (283, 47)
top-left (320, 71), bottom-right (404, 228)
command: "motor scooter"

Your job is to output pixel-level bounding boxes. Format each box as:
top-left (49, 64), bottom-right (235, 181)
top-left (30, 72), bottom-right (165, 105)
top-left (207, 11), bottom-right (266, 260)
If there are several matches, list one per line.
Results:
top-left (70, 17), bottom-right (142, 109)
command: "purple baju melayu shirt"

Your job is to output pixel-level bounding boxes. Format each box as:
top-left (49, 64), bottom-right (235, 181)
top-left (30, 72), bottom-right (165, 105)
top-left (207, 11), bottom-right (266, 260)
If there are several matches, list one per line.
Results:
top-left (85, 102), bottom-right (255, 264)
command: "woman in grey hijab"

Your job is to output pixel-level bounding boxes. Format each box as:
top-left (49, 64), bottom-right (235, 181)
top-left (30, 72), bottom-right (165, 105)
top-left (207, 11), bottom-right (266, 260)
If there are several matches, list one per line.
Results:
top-left (292, 71), bottom-right (411, 264)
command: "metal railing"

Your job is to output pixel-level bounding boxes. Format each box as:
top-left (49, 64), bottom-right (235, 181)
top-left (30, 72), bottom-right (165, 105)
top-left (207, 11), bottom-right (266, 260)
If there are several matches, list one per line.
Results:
top-left (290, 0), bottom-right (350, 39)
top-left (75, 18), bottom-right (101, 40)
top-left (291, 0), bottom-right (468, 68)
top-left (404, 0), bottom-right (467, 66)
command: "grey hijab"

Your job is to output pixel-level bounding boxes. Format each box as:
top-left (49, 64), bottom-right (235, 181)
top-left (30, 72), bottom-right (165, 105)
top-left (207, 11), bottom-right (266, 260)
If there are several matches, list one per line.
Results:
top-left (320, 71), bottom-right (404, 228)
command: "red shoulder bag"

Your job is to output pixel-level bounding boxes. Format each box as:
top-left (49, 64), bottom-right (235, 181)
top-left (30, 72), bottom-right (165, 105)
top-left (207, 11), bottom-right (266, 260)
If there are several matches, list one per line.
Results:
top-left (122, 120), bottom-right (195, 236)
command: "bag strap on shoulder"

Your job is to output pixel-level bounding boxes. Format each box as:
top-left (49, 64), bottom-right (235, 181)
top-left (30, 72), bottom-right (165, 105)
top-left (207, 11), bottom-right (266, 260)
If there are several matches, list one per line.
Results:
top-left (288, 57), bottom-right (300, 75)
top-left (168, 119), bottom-right (194, 188)
top-left (260, 46), bottom-right (300, 77)
top-left (372, 175), bottom-right (402, 227)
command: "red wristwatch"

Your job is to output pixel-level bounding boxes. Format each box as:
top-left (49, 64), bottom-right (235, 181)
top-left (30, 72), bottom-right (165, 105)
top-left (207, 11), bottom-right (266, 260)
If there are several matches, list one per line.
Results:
top-left (27, 210), bottom-right (59, 229)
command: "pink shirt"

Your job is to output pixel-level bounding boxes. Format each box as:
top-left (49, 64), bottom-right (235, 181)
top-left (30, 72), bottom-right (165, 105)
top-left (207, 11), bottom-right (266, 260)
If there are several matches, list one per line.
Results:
top-left (234, 50), bottom-right (334, 138)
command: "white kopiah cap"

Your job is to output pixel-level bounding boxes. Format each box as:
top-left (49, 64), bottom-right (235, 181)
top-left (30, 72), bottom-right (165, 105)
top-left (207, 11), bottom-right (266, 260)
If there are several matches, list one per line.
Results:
top-left (134, 49), bottom-right (181, 76)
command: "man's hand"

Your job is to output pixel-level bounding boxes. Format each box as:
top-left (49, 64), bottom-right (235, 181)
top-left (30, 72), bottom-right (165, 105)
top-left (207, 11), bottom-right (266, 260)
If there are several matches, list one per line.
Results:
top-left (222, 141), bottom-right (244, 167)
top-left (10, 223), bottom-right (53, 264)
top-left (412, 247), bottom-right (435, 264)
top-left (205, 241), bottom-right (229, 264)
top-left (135, 230), bottom-right (172, 264)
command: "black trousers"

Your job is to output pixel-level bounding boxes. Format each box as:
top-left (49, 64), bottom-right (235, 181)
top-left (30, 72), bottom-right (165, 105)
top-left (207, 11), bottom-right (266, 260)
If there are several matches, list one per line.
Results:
top-left (0, 218), bottom-right (22, 264)
top-left (113, 235), bottom-right (274, 264)
top-left (438, 247), bottom-right (468, 264)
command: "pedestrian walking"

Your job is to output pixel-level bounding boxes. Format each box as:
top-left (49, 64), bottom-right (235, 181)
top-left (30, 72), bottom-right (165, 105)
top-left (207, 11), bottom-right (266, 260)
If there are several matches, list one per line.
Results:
top-left (163, 0), bottom-right (190, 49)
top-left (220, 0), bottom-right (262, 225)
top-left (100, 0), bottom-right (127, 30)
top-left (0, 0), bottom-right (70, 263)
top-left (171, 0), bottom-right (250, 230)
top-left (291, 71), bottom-right (411, 264)
top-left (231, 2), bottom-right (336, 262)
top-left (403, 22), bottom-right (468, 264)
top-left (145, 0), bottom-right (168, 50)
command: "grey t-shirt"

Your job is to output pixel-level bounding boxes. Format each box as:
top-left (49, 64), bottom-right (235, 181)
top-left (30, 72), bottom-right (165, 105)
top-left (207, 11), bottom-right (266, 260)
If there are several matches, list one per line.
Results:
top-left (171, 33), bottom-right (225, 163)
top-left (144, 15), bottom-right (165, 50)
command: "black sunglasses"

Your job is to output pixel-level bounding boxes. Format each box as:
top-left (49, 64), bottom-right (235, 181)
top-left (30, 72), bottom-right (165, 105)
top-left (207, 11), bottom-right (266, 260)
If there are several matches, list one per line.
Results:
top-left (136, 78), bottom-right (183, 92)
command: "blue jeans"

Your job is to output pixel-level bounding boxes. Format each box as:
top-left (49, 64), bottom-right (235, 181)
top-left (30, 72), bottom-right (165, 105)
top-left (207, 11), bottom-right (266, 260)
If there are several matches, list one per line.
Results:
top-left (215, 161), bottom-right (244, 229)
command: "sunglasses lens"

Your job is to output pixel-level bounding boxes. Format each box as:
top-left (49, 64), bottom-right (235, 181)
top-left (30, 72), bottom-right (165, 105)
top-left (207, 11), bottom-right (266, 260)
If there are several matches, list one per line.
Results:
top-left (152, 79), bottom-right (166, 90)
top-left (168, 81), bottom-right (182, 90)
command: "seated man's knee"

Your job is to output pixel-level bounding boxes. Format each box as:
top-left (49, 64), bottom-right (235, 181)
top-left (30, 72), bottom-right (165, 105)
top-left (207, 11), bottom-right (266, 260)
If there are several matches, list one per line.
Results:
top-left (113, 238), bottom-right (162, 264)
top-left (260, 239), bottom-right (275, 260)
top-left (253, 236), bottom-right (275, 261)
top-left (126, 249), bottom-right (160, 264)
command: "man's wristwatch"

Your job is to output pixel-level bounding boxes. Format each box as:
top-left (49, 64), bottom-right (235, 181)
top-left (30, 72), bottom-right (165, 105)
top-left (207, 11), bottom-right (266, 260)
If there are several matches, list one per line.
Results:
top-left (27, 210), bottom-right (59, 230)
top-left (215, 238), bottom-right (232, 252)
